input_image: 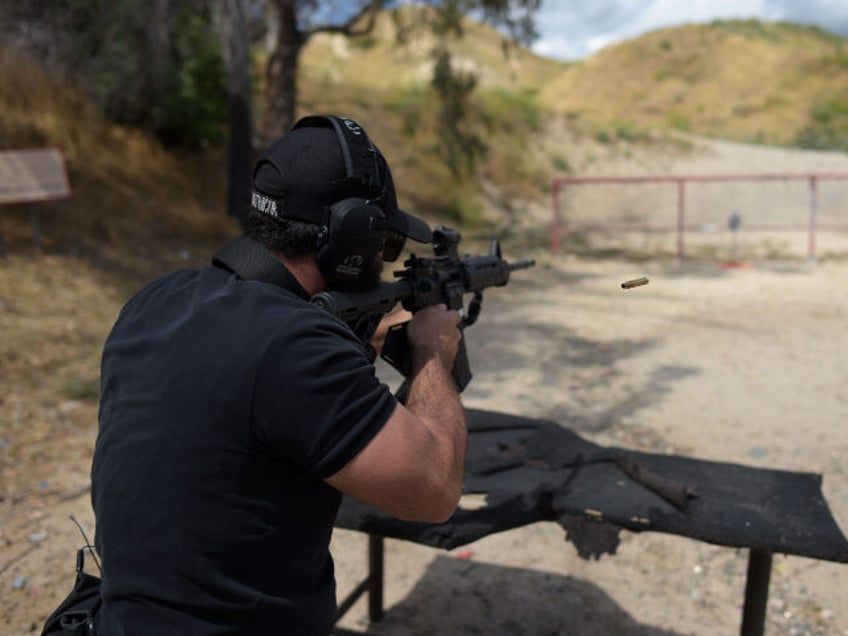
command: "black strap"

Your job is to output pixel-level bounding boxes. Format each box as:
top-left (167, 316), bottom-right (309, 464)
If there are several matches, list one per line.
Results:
top-left (213, 235), bottom-right (381, 362)
top-left (41, 549), bottom-right (100, 635)
top-left (294, 115), bottom-right (383, 195)
top-left (212, 236), bottom-right (309, 300)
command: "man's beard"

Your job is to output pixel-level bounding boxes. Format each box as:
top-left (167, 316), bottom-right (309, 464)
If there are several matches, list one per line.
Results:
top-left (325, 255), bottom-right (383, 292)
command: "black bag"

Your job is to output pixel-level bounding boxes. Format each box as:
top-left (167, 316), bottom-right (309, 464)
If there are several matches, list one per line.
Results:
top-left (41, 549), bottom-right (101, 635)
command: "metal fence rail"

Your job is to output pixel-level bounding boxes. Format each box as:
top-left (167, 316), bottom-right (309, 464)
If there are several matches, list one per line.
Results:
top-left (550, 172), bottom-right (848, 260)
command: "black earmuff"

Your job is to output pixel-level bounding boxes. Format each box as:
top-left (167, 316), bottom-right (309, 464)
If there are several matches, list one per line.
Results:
top-left (315, 197), bottom-right (386, 283)
top-left (291, 115), bottom-right (393, 285)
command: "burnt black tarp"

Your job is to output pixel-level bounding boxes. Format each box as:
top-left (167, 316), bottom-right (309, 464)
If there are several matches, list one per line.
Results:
top-left (336, 408), bottom-right (848, 563)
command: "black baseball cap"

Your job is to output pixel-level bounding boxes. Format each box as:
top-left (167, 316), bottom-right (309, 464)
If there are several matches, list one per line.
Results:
top-left (251, 115), bottom-right (432, 245)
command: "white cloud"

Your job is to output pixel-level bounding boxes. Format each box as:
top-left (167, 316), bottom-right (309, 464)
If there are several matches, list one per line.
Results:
top-left (531, 0), bottom-right (848, 61)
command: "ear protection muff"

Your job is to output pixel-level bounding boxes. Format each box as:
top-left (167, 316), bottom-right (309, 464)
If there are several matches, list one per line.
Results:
top-left (315, 197), bottom-right (387, 283)
top-left (291, 115), bottom-right (400, 283)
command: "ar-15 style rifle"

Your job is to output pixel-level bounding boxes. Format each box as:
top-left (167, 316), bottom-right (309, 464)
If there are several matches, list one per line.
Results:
top-left (310, 226), bottom-right (535, 392)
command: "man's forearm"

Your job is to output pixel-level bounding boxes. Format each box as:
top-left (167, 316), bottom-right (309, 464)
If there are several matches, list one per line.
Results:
top-left (405, 354), bottom-right (467, 500)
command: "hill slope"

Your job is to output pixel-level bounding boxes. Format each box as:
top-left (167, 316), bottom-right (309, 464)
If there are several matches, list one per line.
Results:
top-left (299, 6), bottom-right (568, 96)
top-left (293, 12), bottom-right (848, 231)
top-left (299, 14), bottom-right (848, 150)
top-left (539, 20), bottom-right (848, 148)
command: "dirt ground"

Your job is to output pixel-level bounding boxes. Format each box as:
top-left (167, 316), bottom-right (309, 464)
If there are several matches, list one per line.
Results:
top-left (329, 256), bottom-right (848, 636)
top-left (2, 248), bottom-right (847, 635)
top-left (3, 129), bottom-right (848, 636)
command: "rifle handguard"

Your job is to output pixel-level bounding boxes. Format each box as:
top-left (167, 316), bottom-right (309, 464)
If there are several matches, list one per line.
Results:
top-left (310, 225), bottom-right (534, 394)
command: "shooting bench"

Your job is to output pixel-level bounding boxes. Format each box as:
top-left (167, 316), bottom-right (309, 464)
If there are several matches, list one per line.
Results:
top-left (334, 408), bottom-right (848, 636)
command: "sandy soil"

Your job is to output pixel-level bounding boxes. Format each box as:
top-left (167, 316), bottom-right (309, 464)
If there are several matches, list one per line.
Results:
top-left (2, 256), bottom-right (847, 636)
top-left (3, 134), bottom-right (848, 635)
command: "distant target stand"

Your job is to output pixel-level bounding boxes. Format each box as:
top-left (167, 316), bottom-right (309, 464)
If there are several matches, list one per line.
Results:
top-left (0, 147), bottom-right (72, 251)
top-left (550, 172), bottom-right (848, 262)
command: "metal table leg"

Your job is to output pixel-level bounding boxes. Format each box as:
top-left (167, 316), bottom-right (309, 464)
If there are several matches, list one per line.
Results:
top-left (368, 534), bottom-right (385, 622)
top-left (334, 533), bottom-right (385, 630)
top-left (740, 549), bottom-right (772, 636)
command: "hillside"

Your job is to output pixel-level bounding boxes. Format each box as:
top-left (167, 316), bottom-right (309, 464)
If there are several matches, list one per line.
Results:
top-left (3, 11), bottom-right (848, 258)
top-left (299, 13), bottom-right (848, 151)
top-left (540, 20), bottom-right (848, 148)
top-left (295, 7), bottom-right (569, 224)
top-left (299, 6), bottom-right (567, 95)
top-left (294, 12), bottom-right (848, 233)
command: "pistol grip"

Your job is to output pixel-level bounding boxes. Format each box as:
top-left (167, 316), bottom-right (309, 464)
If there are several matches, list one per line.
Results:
top-left (381, 322), bottom-right (412, 378)
top-left (381, 322), bottom-right (472, 392)
top-left (453, 336), bottom-right (472, 392)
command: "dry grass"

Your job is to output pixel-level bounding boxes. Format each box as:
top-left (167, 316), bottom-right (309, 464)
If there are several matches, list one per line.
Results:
top-left (0, 44), bottom-right (238, 262)
top-left (0, 254), bottom-right (114, 484)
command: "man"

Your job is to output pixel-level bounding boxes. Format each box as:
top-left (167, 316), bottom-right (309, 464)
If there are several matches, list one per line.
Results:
top-left (90, 115), bottom-right (467, 635)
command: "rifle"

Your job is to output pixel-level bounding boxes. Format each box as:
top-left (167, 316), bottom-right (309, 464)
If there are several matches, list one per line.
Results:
top-left (310, 226), bottom-right (535, 392)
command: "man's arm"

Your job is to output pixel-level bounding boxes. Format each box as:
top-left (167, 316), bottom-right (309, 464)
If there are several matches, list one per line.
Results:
top-left (325, 305), bottom-right (466, 523)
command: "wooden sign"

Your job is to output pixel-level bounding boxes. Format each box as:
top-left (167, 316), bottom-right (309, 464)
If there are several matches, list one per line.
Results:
top-left (0, 147), bottom-right (71, 205)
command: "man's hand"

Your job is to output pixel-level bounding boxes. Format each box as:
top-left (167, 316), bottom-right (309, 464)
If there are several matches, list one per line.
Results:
top-left (407, 304), bottom-right (461, 374)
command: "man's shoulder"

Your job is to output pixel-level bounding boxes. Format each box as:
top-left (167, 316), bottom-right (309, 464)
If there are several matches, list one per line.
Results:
top-left (120, 265), bottom-right (354, 341)
top-left (204, 267), bottom-right (354, 338)
top-left (126, 266), bottom-right (206, 301)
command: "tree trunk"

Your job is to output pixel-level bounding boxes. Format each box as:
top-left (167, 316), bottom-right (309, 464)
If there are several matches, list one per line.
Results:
top-left (145, 0), bottom-right (172, 110)
top-left (223, 0), bottom-right (253, 225)
top-left (261, 0), bottom-right (302, 148)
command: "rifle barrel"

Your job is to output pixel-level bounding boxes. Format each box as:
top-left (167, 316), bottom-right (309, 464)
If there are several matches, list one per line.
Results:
top-left (508, 258), bottom-right (536, 271)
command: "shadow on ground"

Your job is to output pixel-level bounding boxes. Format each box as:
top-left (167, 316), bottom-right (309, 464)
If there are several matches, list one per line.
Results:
top-left (335, 555), bottom-right (683, 636)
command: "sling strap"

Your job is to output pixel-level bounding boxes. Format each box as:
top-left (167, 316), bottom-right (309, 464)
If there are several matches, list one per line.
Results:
top-left (212, 234), bottom-right (381, 362)
top-left (212, 235), bottom-right (309, 300)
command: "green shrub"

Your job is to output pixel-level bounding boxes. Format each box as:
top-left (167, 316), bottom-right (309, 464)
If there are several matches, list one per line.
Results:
top-left (479, 87), bottom-right (542, 132)
top-left (152, 10), bottom-right (228, 147)
top-left (795, 94), bottom-right (848, 151)
top-left (438, 186), bottom-right (484, 225)
top-left (666, 109), bottom-right (692, 132)
top-left (552, 154), bottom-right (572, 174)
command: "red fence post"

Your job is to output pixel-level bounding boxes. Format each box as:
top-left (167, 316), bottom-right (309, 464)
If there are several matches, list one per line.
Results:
top-left (551, 179), bottom-right (561, 257)
top-left (677, 178), bottom-right (686, 261)
top-left (808, 177), bottom-right (818, 262)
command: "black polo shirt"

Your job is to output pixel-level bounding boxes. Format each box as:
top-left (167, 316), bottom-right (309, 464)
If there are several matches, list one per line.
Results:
top-left (91, 264), bottom-right (396, 635)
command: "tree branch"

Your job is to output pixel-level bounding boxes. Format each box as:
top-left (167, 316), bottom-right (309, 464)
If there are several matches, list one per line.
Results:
top-left (304, 0), bottom-right (383, 40)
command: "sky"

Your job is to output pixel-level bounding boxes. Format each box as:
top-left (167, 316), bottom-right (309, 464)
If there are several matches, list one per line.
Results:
top-left (530, 0), bottom-right (848, 61)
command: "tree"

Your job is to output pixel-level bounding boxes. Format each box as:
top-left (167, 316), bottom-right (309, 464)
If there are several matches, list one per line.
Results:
top-left (259, 0), bottom-right (540, 146)
top-left (3, 0), bottom-right (541, 221)
top-left (2, 0), bottom-right (229, 147)
top-left (222, 0), bottom-right (254, 221)
top-left (430, 45), bottom-right (487, 181)
top-left (260, 0), bottom-right (383, 146)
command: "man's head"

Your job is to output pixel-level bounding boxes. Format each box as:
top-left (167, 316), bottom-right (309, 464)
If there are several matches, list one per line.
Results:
top-left (246, 115), bottom-right (431, 291)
